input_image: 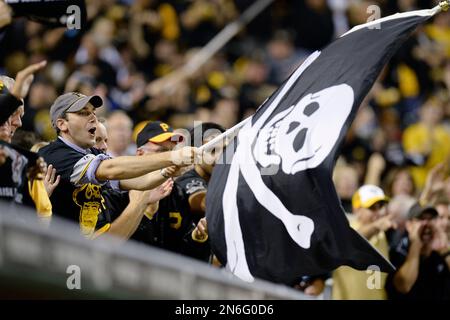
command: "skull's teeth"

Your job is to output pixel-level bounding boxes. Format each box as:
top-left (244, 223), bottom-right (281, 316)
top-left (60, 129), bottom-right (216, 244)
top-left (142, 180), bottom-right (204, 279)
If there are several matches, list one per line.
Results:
top-left (267, 123), bottom-right (280, 154)
top-left (268, 138), bottom-right (276, 152)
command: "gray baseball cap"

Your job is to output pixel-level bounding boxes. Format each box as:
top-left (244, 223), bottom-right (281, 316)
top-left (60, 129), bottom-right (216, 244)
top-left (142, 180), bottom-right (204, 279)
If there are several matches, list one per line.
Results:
top-left (407, 203), bottom-right (438, 220)
top-left (50, 92), bottom-right (103, 128)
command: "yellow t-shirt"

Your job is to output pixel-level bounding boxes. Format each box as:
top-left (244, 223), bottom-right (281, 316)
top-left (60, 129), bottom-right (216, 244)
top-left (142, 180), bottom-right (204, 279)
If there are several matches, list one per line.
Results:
top-left (425, 24), bottom-right (450, 58)
top-left (332, 220), bottom-right (389, 300)
top-left (28, 179), bottom-right (52, 218)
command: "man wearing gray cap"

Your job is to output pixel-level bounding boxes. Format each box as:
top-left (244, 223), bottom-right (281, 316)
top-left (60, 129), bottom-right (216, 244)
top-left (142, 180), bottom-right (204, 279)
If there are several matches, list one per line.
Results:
top-left (39, 92), bottom-right (197, 238)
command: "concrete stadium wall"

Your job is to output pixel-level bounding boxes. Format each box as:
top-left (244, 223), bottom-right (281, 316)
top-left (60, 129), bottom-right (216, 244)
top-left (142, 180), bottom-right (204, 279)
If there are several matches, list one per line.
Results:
top-left (0, 202), bottom-right (313, 300)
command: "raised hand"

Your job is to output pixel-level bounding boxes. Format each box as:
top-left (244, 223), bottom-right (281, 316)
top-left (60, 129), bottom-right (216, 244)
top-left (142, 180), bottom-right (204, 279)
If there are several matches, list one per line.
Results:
top-left (171, 146), bottom-right (198, 166)
top-left (432, 228), bottom-right (448, 254)
top-left (146, 178), bottom-right (174, 204)
top-left (406, 219), bottom-right (425, 246)
top-left (426, 162), bottom-right (446, 195)
top-left (161, 165), bottom-right (184, 178)
top-left (10, 61), bottom-right (47, 100)
top-left (43, 164), bottom-right (60, 197)
top-left (193, 217), bottom-right (208, 241)
top-left (420, 162), bottom-right (447, 205)
top-left (0, 1), bottom-right (12, 29)
top-left (374, 213), bottom-right (397, 232)
top-left (368, 152), bottom-right (386, 174)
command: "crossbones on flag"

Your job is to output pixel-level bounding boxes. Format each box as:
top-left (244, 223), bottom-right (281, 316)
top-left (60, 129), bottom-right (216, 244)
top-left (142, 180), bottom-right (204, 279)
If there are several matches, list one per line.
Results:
top-left (206, 8), bottom-right (438, 284)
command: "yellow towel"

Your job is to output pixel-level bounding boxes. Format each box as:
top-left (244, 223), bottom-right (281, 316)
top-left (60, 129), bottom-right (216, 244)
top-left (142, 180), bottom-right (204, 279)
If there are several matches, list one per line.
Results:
top-left (28, 179), bottom-right (52, 218)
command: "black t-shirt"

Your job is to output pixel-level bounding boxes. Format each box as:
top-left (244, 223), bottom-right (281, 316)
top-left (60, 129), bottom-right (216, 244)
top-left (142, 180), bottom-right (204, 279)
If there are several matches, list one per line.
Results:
top-left (38, 138), bottom-right (112, 237)
top-left (130, 169), bottom-right (211, 261)
top-left (0, 153), bottom-right (26, 203)
top-left (386, 234), bottom-right (450, 300)
top-left (102, 189), bottom-right (129, 222)
top-left (0, 146), bottom-right (35, 209)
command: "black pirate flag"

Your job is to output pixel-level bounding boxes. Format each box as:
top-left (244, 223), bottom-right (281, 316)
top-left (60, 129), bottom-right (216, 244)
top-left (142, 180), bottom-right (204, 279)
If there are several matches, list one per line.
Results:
top-left (206, 8), bottom-right (438, 284)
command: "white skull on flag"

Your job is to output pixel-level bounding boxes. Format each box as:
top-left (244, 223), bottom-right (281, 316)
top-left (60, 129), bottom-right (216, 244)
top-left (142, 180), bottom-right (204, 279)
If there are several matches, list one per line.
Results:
top-left (253, 84), bottom-right (354, 174)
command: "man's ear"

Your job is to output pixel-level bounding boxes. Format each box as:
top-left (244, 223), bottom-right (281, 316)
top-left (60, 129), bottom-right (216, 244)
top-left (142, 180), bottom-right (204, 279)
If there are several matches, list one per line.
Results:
top-left (56, 118), bottom-right (68, 133)
top-left (136, 148), bottom-right (144, 156)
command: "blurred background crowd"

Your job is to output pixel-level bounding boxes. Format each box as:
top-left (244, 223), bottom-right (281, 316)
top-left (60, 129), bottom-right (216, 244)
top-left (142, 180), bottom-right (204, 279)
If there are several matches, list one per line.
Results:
top-left (0, 0), bottom-right (449, 299)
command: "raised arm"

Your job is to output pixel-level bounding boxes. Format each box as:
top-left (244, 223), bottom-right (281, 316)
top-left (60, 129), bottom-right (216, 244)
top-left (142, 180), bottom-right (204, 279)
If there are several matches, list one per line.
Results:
top-left (1, 60), bottom-right (47, 123)
top-left (101, 179), bottom-right (173, 240)
top-left (419, 162), bottom-right (446, 206)
top-left (0, 1), bottom-right (12, 29)
top-left (364, 153), bottom-right (385, 186)
top-left (392, 220), bottom-right (424, 294)
top-left (95, 147), bottom-right (196, 181)
top-left (119, 165), bottom-right (183, 191)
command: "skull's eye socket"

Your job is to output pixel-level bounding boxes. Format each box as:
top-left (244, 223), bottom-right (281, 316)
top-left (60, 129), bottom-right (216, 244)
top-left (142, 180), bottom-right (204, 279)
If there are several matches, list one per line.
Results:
top-left (293, 128), bottom-right (308, 152)
top-left (286, 121), bottom-right (300, 134)
top-left (303, 102), bottom-right (319, 116)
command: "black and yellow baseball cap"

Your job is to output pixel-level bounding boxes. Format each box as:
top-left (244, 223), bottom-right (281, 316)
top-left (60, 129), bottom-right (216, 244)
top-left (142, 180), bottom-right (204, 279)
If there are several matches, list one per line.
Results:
top-left (136, 121), bottom-right (183, 148)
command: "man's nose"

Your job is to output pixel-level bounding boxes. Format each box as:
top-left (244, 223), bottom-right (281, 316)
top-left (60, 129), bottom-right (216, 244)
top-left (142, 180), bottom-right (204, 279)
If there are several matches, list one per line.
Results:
top-left (12, 117), bottom-right (22, 128)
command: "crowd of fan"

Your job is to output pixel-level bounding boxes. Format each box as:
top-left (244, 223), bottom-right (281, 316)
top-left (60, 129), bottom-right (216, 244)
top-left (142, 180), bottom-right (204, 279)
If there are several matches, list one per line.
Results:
top-left (0, 0), bottom-right (449, 299)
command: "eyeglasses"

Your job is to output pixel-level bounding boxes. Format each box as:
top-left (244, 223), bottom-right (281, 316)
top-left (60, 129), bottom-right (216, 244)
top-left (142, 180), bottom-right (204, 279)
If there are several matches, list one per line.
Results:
top-left (73, 109), bottom-right (96, 118)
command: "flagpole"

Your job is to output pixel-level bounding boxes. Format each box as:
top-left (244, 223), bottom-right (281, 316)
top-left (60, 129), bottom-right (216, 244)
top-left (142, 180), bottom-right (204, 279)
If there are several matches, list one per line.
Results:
top-left (198, 116), bottom-right (251, 152)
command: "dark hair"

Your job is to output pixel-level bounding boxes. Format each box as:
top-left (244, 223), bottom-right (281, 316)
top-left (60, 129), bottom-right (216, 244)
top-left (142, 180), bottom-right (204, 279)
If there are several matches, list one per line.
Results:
top-left (188, 122), bottom-right (225, 148)
top-left (11, 129), bottom-right (38, 150)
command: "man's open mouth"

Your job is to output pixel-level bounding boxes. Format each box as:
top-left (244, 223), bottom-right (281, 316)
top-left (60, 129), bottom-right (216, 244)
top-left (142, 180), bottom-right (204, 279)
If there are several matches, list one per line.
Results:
top-left (88, 127), bottom-right (97, 135)
top-left (421, 227), bottom-right (433, 240)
